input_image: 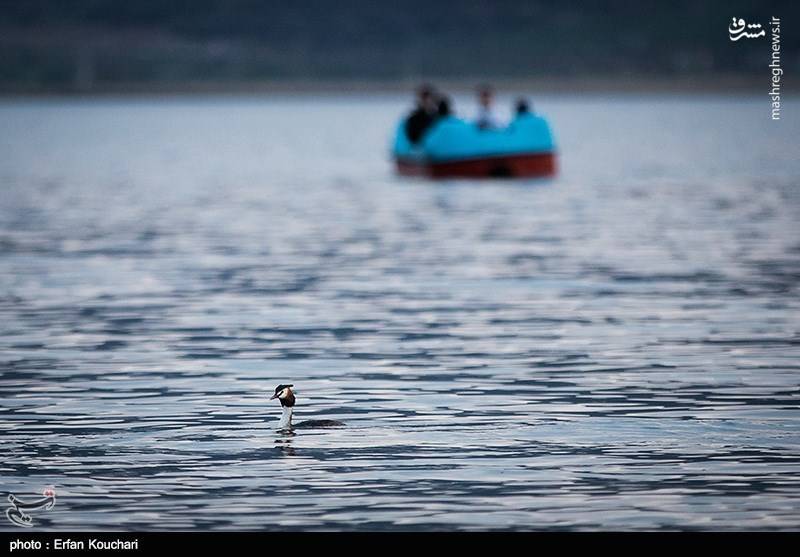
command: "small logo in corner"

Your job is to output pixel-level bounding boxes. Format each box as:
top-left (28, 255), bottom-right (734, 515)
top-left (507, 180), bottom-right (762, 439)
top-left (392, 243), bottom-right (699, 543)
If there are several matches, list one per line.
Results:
top-left (5, 487), bottom-right (57, 527)
top-left (729, 17), bottom-right (765, 40)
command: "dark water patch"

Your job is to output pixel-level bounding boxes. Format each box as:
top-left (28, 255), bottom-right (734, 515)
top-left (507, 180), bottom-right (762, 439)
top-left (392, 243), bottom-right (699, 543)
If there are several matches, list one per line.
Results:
top-left (94, 340), bottom-right (128, 350)
top-left (611, 271), bottom-right (726, 283)
top-left (489, 316), bottom-right (592, 325)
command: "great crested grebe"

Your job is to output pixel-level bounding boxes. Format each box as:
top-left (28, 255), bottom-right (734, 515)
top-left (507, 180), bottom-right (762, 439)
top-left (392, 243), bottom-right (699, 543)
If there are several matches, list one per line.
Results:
top-left (270, 384), bottom-right (344, 430)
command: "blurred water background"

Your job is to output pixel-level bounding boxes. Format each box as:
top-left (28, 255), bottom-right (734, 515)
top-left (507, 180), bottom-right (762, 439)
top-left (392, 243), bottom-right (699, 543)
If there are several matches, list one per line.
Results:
top-left (0, 93), bottom-right (798, 530)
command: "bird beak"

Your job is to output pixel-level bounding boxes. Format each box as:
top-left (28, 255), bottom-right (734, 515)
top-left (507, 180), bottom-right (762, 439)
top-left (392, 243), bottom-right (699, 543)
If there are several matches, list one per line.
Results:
top-left (270, 393), bottom-right (279, 400)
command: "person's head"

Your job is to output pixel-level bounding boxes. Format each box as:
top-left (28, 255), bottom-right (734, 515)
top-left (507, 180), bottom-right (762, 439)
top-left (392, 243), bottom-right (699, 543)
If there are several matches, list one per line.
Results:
top-left (515, 98), bottom-right (531, 115)
top-left (477, 84), bottom-right (494, 108)
top-left (416, 83), bottom-right (437, 111)
top-left (437, 97), bottom-right (452, 117)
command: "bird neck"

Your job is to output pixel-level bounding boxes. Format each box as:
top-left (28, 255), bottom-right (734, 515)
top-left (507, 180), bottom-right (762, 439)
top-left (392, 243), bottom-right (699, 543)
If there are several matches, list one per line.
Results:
top-left (278, 406), bottom-right (293, 429)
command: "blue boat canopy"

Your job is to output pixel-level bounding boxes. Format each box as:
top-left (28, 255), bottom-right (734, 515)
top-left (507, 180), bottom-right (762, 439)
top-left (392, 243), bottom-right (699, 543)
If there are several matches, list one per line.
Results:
top-left (393, 114), bottom-right (556, 162)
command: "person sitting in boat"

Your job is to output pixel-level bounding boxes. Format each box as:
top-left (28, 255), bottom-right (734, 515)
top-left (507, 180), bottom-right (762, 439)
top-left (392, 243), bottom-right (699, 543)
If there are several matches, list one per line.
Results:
top-left (475, 84), bottom-right (500, 130)
top-left (437, 96), bottom-right (453, 118)
top-left (506, 98), bottom-right (534, 132)
top-left (514, 97), bottom-right (533, 116)
top-left (404, 84), bottom-right (439, 145)
top-left (412, 95), bottom-right (470, 151)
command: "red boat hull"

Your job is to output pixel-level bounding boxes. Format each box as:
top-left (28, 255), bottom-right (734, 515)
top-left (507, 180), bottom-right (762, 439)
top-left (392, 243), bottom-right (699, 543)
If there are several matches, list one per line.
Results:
top-left (396, 152), bottom-right (557, 179)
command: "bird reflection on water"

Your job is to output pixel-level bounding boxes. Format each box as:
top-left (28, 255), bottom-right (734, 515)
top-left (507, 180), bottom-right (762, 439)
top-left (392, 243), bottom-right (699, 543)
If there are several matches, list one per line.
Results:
top-left (275, 433), bottom-right (297, 457)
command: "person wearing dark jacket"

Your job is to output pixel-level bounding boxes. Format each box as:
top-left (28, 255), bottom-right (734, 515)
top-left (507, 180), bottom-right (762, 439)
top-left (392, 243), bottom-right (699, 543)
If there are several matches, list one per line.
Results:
top-left (404, 84), bottom-right (438, 144)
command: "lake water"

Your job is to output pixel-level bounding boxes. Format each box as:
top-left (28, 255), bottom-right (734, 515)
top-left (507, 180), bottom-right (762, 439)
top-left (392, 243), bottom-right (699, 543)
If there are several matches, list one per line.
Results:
top-left (0, 94), bottom-right (798, 530)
